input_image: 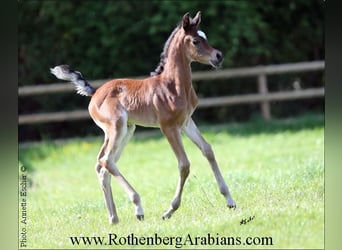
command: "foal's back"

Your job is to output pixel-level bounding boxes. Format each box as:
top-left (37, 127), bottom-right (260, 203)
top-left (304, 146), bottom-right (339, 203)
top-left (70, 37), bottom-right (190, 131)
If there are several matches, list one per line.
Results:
top-left (88, 77), bottom-right (162, 127)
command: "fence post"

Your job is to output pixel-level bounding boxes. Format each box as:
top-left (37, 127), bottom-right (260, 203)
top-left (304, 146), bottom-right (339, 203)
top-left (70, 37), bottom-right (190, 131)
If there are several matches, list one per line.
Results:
top-left (258, 74), bottom-right (271, 120)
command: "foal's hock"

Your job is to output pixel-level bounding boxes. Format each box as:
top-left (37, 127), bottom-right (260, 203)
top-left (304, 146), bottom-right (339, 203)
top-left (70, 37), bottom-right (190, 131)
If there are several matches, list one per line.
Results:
top-left (51, 11), bottom-right (236, 224)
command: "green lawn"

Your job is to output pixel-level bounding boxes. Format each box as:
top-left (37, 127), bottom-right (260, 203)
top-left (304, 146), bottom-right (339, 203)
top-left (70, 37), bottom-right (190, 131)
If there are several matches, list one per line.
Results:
top-left (19, 115), bottom-right (324, 249)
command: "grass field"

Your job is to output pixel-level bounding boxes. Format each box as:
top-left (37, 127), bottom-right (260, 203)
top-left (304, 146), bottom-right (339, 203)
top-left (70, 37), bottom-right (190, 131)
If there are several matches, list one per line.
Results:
top-left (18, 114), bottom-right (324, 249)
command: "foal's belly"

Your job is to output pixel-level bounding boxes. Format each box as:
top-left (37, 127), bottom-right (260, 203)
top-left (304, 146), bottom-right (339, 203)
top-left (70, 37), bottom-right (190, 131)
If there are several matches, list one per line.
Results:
top-left (127, 108), bottom-right (160, 128)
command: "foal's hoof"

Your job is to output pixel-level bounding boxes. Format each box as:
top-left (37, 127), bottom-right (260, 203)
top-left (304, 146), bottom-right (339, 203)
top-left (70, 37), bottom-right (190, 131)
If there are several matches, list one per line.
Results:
top-left (161, 210), bottom-right (173, 220)
top-left (109, 217), bottom-right (119, 224)
top-left (227, 201), bottom-right (237, 210)
top-left (228, 204), bottom-right (237, 210)
top-left (136, 215), bottom-right (144, 221)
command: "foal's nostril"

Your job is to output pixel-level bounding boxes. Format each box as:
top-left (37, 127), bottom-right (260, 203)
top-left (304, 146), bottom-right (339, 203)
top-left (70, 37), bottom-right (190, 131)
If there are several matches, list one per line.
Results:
top-left (216, 51), bottom-right (223, 61)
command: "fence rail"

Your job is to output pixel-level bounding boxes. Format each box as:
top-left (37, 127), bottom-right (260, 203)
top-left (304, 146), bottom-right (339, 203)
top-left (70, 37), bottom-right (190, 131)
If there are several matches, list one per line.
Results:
top-left (19, 61), bottom-right (324, 125)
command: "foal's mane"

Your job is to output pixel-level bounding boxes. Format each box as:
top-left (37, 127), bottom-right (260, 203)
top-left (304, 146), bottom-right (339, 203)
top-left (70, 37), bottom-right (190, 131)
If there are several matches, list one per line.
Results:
top-left (150, 24), bottom-right (181, 76)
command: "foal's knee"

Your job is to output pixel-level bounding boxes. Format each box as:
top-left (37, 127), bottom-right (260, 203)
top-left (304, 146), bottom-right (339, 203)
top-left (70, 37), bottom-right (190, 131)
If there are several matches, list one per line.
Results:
top-left (202, 142), bottom-right (215, 161)
top-left (94, 163), bottom-right (101, 174)
top-left (98, 155), bottom-right (108, 169)
top-left (179, 160), bottom-right (190, 178)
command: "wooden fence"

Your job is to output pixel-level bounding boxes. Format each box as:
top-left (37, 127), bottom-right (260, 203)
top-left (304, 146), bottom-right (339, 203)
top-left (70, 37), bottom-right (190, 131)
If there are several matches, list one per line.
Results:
top-left (19, 61), bottom-right (324, 125)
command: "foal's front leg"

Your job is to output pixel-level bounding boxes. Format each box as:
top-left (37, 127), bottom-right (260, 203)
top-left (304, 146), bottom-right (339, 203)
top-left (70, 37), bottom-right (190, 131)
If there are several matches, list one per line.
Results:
top-left (183, 118), bottom-right (236, 209)
top-left (161, 126), bottom-right (190, 219)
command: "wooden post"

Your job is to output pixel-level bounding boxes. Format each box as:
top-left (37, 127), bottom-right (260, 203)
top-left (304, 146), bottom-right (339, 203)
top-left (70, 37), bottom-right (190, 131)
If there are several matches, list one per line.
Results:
top-left (258, 74), bottom-right (271, 120)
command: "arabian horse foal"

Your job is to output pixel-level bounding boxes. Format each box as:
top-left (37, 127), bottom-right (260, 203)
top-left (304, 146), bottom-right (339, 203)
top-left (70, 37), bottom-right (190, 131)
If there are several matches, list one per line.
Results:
top-left (51, 11), bottom-right (236, 224)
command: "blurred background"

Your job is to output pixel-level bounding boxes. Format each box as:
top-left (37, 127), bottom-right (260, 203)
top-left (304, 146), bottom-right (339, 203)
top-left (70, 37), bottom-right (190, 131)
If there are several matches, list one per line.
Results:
top-left (18, 0), bottom-right (324, 142)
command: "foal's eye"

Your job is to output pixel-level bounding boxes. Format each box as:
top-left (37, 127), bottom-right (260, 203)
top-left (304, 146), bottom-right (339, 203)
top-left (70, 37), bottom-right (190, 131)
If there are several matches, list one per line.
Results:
top-left (192, 39), bottom-right (200, 46)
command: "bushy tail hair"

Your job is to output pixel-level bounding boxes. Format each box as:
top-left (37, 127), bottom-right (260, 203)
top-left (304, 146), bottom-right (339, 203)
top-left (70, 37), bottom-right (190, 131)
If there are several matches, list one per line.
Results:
top-left (50, 65), bottom-right (96, 96)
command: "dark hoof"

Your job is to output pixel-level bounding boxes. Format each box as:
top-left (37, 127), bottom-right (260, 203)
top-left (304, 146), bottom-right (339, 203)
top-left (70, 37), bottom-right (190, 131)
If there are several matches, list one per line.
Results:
top-left (162, 211), bottom-right (172, 220)
top-left (136, 215), bottom-right (144, 221)
top-left (228, 204), bottom-right (237, 210)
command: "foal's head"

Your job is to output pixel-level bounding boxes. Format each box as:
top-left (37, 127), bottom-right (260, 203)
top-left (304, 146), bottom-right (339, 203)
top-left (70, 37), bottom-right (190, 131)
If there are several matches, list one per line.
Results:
top-left (181, 11), bottom-right (223, 68)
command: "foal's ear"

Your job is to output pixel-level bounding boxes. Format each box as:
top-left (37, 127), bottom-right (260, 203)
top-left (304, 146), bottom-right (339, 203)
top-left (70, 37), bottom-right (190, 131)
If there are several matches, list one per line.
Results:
top-left (192, 11), bottom-right (201, 27)
top-left (182, 12), bottom-right (190, 30)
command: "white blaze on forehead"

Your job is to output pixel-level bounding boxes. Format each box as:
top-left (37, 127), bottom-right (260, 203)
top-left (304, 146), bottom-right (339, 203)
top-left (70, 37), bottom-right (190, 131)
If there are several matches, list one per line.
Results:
top-left (197, 30), bottom-right (207, 40)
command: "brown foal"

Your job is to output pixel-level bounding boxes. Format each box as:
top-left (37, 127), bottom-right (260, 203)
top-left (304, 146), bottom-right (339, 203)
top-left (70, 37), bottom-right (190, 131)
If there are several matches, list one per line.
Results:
top-left (51, 11), bottom-right (236, 224)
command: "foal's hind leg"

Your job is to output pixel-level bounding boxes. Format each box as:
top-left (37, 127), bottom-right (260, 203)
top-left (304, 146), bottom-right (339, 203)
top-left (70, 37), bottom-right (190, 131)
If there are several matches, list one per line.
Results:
top-left (97, 119), bottom-right (144, 223)
top-left (95, 162), bottom-right (119, 224)
top-left (112, 124), bottom-right (144, 220)
top-left (95, 136), bottom-right (119, 224)
top-left (183, 118), bottom-right (236, 209)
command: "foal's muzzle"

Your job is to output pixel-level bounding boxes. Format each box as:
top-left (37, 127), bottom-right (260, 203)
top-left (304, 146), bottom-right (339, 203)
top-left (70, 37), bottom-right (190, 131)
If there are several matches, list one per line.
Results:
top-left (210, 50), bottom-right (224, 68)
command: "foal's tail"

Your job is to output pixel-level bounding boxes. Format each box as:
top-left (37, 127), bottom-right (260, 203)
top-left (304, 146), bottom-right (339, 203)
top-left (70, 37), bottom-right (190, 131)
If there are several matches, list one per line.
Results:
top-left (50, 65), bottom-right (96, 96)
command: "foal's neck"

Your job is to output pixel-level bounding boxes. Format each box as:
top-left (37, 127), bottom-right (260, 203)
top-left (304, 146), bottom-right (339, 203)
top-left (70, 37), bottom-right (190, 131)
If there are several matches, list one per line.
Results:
top-left (161, 35), bottom-right (193, 95)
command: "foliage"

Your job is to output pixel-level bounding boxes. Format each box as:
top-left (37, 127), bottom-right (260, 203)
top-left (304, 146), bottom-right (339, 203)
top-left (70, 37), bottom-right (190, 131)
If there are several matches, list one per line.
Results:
top-left (18, 115), bottom-right (324, 248)
top-left (18, 0), bottom-right (324, 141)
top-left (18, 0), bottom-right (324, 84)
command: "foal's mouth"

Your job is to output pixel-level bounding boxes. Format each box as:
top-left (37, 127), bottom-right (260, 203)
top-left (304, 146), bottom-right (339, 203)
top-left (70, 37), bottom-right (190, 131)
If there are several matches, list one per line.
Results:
top-left (209, 58), bottom-right (223, 69)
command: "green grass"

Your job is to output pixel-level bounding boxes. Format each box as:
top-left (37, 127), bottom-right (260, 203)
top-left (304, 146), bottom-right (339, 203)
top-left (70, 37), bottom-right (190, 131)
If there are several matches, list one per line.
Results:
top-left (19, 114), bottom-right (324, 249)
